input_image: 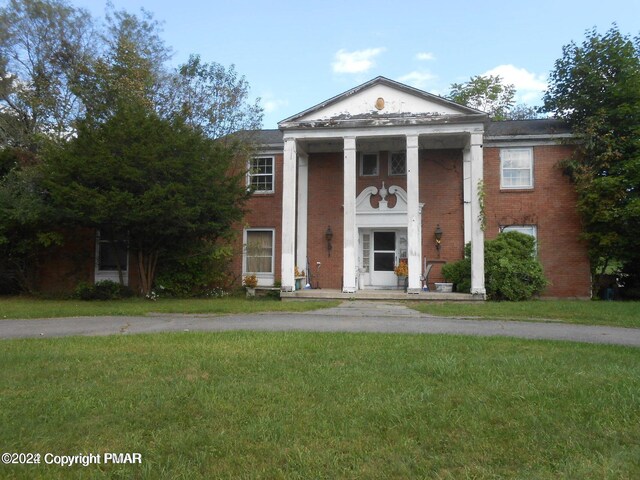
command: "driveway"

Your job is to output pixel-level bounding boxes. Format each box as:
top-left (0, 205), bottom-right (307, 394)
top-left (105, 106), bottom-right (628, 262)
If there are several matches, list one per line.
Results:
top-left (1, 301), bottom-right (639, 347)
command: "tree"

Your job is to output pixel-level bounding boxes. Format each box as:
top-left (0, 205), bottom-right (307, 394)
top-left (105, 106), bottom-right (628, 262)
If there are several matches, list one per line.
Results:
top-left (0, 0), bottom-right (94, 150)
top-left (448, 75), bottom-right (515, 120)
top-left (0, 148), bottom-right (59, 293)
top-left (44, 104), bottom-right (251, 295)
top-left (162, 55), bottom-right (263, 139)
top-left (75, 6), bottom-right (171, 123)
top-left (0, 1), bottom-right (263, 295)
top-left (542, 26), bottom-right (640, 289)
top-left (505, 104), bottom-right (543, 120)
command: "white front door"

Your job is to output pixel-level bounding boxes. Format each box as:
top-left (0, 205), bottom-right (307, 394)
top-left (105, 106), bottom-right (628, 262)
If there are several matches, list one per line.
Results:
top-left (371, 231), bottom-right (397, 287)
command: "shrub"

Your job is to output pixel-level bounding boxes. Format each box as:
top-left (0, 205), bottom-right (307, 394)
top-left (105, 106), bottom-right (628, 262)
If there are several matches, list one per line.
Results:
top-left (441, 248), bottom-right (471, 293)
top-left (442, 232), bottom-right (548, 301)
top-left (74, 280), bottom-right (133, 300)
top-left (154, 244), bottom-right (234, 297)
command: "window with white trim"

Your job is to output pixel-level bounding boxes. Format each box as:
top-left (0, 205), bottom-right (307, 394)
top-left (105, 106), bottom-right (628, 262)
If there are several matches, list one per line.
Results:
top-left (360, 153), bottom-right (379, 176)
top-left (248, 156), bottom-right (274, 193)
top-left (244, 229), bottom-right (274, 274)
top-left (389, 152), bottom-right (406, 175)
top-left (95, 231), bottom-right (129, 285)
top-left (501, 148), bottom-right (533, 189)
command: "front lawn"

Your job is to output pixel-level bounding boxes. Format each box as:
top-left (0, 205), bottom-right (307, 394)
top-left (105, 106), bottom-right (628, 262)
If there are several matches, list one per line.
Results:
top-left (0, 296), bottom-right (338, 319)
top-left (1, 332), bottom-right (638, 479)
top-left (411, 300), bottom-right (640, 329)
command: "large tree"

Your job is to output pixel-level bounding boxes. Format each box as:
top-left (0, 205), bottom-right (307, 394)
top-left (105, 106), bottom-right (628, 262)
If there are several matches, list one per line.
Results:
top-left (542, 26), bottom-right (640, 288)
top-left (448, 75), bottom-right (516, 120)
top-left (44, 104), bottom-right (251, 295)
top-left (166, 55), bottom-right (263, 140)
top-left (0, 0), bottom-right (94, 149)
top-left (0, 1), bottom-right (263, 295)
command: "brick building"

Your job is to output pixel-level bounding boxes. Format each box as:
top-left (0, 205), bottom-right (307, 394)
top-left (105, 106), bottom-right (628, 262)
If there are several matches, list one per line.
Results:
top-left (232, 76), bottom-right (591, 298)
top-left (36, 76), bottom-right (590, 298)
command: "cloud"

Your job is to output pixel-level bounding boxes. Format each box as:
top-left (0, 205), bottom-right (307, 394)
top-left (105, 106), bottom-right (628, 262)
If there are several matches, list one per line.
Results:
top-left (416, 52), bottom-right (435, 61)
top-left (397, 71), bottom-right (436, 89)
top-left (261, 93), bottom-right (289, 114)
top-left (332, 48), bottom-right (385, 74)
top-left (482, 64), bottom-right (548, 103)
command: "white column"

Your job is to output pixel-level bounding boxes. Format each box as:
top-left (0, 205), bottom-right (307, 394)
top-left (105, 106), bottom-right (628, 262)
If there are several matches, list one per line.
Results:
top-left (342, 137), bottom-right (357, 293)
top-left (463, 147), bottom-right (472, 244)
top-left (406, 134), bottom-right (422, 293)
top-left (469, 132), bottom-right (486, 297)
top-left (281, 138), bottom-right (297, 291)
top-left (296, 153), bottom-right (309, 283)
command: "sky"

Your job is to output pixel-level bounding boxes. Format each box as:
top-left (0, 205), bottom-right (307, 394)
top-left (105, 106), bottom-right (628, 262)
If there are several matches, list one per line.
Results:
top-left (70, 0), bottom-right (640, 129)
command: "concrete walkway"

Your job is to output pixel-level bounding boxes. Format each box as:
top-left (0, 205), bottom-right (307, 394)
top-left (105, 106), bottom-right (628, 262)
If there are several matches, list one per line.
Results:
top-left (1, 301), bottom-right (639, 347)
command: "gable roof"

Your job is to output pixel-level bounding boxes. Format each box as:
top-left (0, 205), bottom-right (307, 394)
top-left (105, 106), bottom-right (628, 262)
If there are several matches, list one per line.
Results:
top-left (278, 76), bottom-right (486, 128)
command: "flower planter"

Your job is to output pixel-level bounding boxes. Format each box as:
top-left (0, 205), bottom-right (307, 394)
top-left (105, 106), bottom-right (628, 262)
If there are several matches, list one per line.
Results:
top-left (434, 282), bottom-right (453, 293)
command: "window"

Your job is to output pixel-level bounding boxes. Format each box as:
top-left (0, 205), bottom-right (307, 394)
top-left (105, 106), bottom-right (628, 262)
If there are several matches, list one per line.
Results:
top-left (248, 156), bottom-right (274, 193)
top-left (244, 230), bottom-right (274, 274)
top-left (501, 225), bottom-right (537, 254)
top-left (95, 231), bottom-right (129, 285)
top-left (501, 148), bottom-right (533, 189)
top-left (360, 153), bottom-right (379, 176)
top-left (389, 152), bottom-right (406, 175)
top-left (361, 233), bottom-right (370, 272)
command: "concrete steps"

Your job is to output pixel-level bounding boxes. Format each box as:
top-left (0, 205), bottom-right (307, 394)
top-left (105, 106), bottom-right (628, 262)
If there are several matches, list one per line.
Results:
top-left (280, 289), bottom-right (483, 302)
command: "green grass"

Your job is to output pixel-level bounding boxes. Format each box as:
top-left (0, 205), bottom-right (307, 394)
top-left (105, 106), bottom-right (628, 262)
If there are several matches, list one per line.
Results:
top-left (410, 300), bottom-right (640, 329)
top-left (0, 296), bottom-right (339, 319)
top-left (1, 332), bottom-right (639, 479)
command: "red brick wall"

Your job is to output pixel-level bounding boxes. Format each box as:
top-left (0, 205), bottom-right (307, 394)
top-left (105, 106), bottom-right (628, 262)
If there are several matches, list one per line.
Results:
top-left (420, 149), bottom-right (465, 287)
top-left (230, 143), bottom-right (591, 297)
top-left (483, 144), bottom-right (591, 298)
top-left (306, 152), bottom-right (344, 289)
top-left (34, 228), bottom-right (142, 294)
top-left (303, 149), bottom-right (465, 290)
top-left (229, 153), bottom-right (283, 285)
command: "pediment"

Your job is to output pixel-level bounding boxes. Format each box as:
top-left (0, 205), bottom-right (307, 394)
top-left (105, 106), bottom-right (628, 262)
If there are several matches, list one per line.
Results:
top-left (280, 77), bottom-right (483, 126)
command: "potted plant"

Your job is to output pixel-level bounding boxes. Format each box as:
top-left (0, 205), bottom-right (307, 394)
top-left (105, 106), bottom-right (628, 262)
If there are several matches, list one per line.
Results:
top-left (294, 266), bottom-right (306, 290)
top-left (394, 260), bottom-right (408, 291)
top-left (243, 274), bottom-right (258, 297)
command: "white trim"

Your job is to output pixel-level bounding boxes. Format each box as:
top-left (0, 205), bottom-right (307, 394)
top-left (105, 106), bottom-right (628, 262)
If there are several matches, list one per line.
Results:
top-left (486, 139), bottom-right (569, 147)
top-left (243, 228), bottom-right (276, 286)
top-left (469, 133), bottom-right (486, 296)
top-left (282, 122), bottom-right (486, 141)
top-left (296, 154), bottom-right (309, 275)
top-left (343, 137), bottom-right (357, 293)
top-left (500, 147), bottom-right (533, 189)
top-left (359, 152), bottom-right (379, 176)
top-left (281, 139), bottom-right (297, 291)
top-left (463, 147), bottom-right (472, 244)
top-left (406, 134), bottom-right (421, 292)
top-left (247, 156), bottom-right (275, 194)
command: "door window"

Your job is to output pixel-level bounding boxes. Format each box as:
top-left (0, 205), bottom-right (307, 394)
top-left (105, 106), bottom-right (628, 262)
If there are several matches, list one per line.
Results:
top-left (373, 232), bottom-right (396, 271)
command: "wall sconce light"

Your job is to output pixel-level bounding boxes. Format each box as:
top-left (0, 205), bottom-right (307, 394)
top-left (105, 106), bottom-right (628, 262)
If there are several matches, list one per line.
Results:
top-left (435, 224), bottom-right (443, 255)
top-left (325, 226), bottom-right (333, 257)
